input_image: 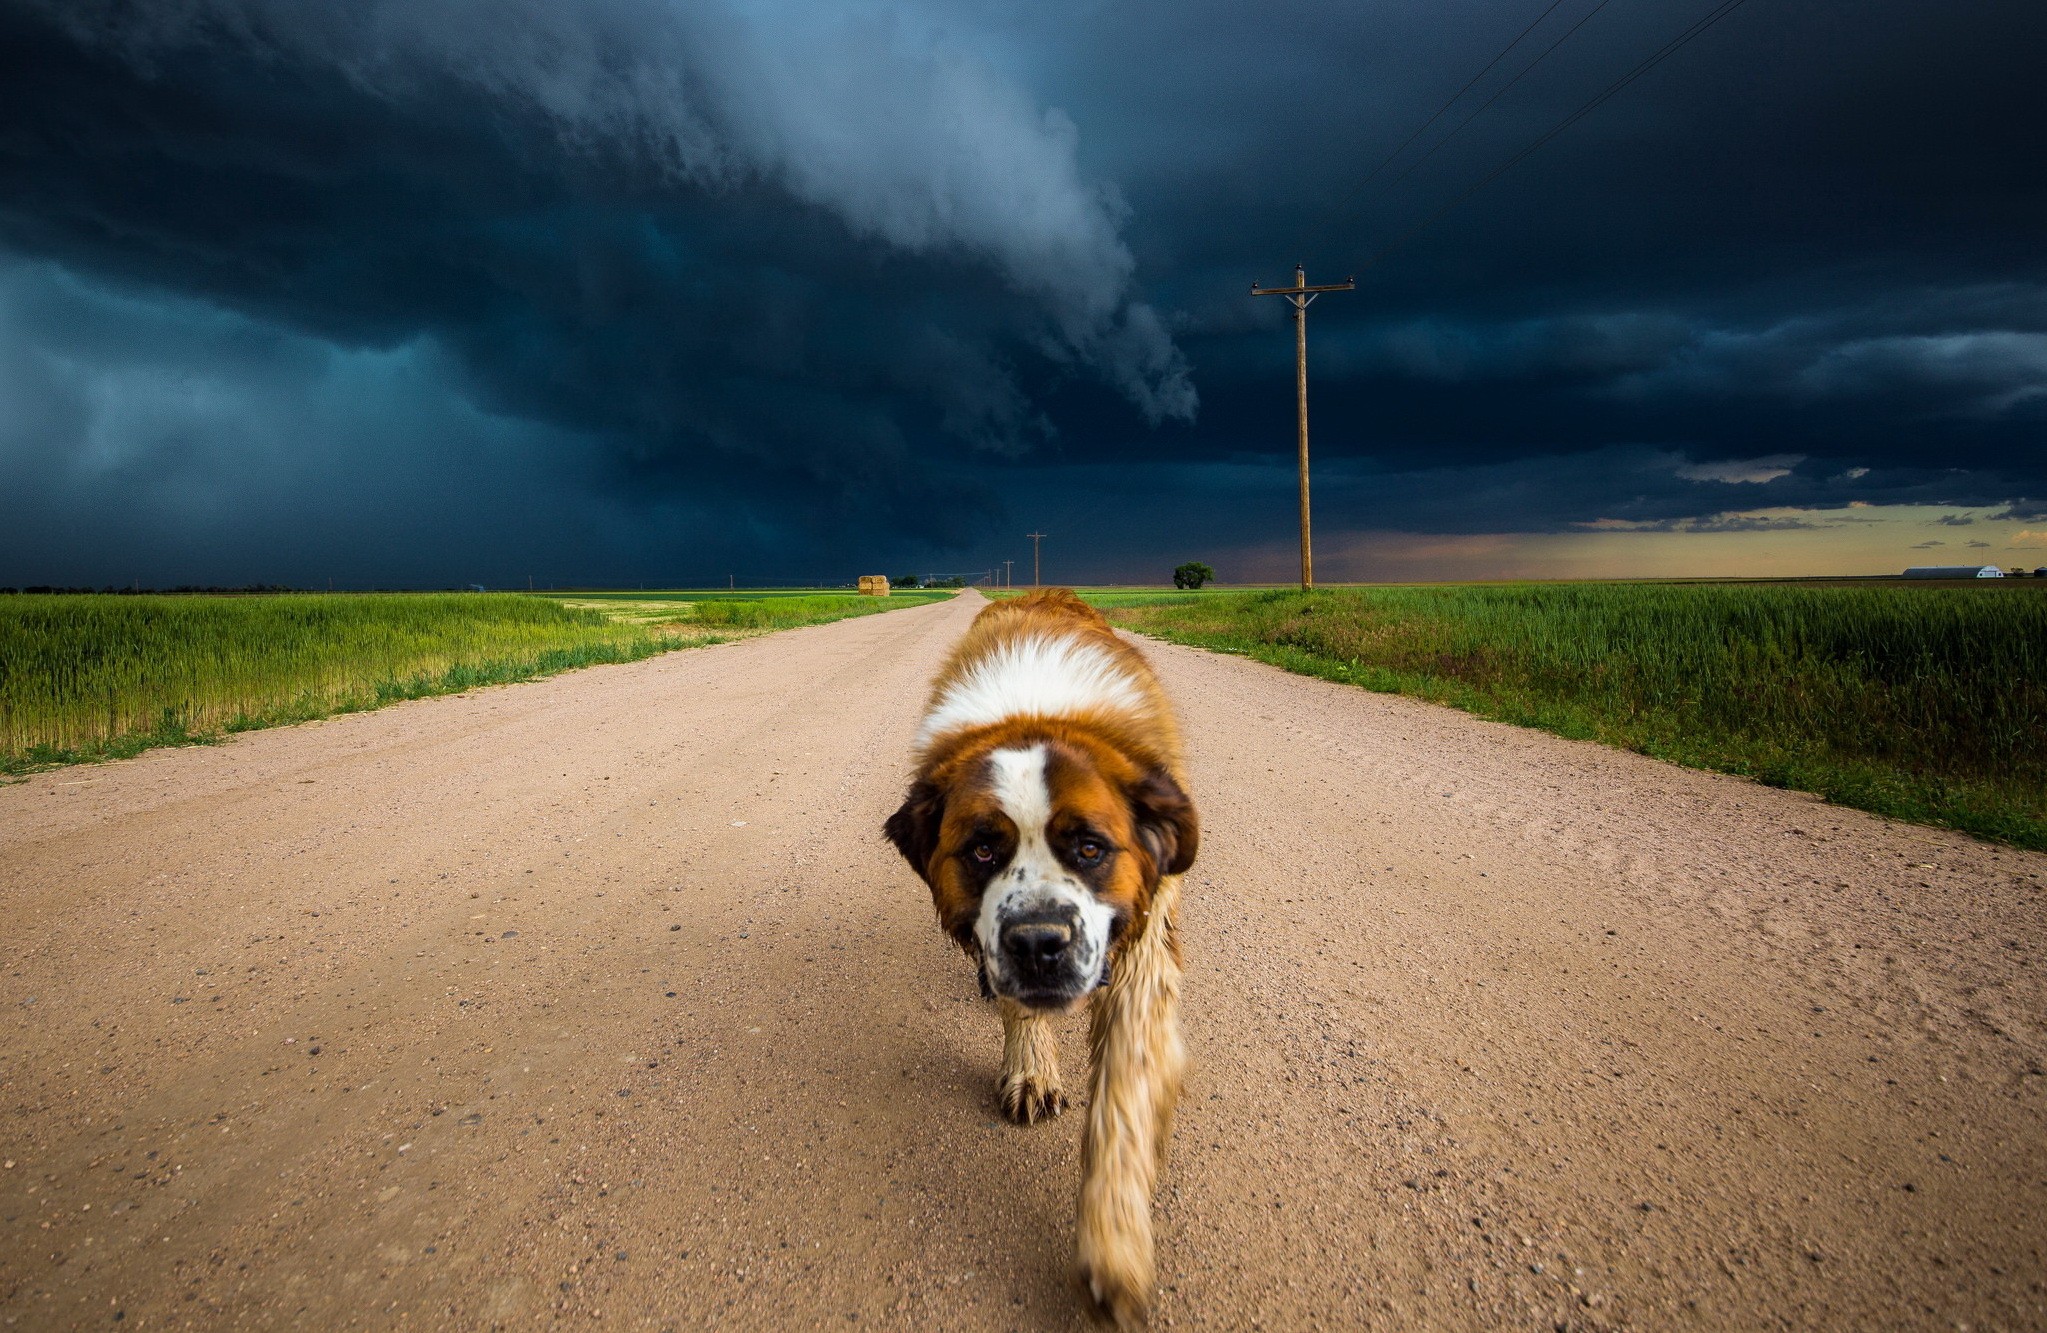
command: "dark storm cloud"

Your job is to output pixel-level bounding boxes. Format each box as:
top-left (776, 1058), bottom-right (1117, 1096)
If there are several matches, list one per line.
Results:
top-left (15, 0), bottom-right (1192, 413)
top-left (0, 0), bottom-right (2042, 583)
top-left (0, 0), bottom-right (1194, 582)
top-left (1040, 0), bottom-right (2047, 541)
top-left (0, 252), bottom-right (752, 588)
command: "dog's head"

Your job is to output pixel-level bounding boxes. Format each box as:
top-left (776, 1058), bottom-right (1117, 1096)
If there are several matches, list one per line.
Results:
top-left (885, 727), bottom-right (1197, 1011)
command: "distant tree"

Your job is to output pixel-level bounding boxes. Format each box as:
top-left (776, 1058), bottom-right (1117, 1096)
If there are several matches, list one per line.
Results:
top-left (892, 574), bottom-right (921, 589)
top-left (1172, 561), bottom-right (1215, 590)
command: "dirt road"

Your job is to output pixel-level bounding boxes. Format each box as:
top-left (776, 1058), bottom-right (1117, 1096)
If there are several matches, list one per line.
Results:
top-left (3, 591), bottom-right (2043, 1331)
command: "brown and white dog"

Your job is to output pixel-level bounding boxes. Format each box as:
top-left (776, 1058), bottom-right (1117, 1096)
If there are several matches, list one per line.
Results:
top-left (884, 589), bottom-right (1198, 1327)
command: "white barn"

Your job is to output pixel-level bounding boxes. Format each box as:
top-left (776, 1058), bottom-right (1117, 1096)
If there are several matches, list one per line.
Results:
top-left (1902, 565), bottom-right (2004, 579)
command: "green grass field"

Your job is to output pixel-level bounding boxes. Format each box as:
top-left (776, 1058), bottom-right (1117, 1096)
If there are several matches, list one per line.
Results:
top-left (1085, 583), bottom-right (2047, 850)
top-left (0, 589), bottom-right (946, 774)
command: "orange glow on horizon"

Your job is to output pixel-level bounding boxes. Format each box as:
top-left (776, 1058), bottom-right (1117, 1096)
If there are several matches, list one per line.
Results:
top-left (1201, 505), bottom-right (2044, 583)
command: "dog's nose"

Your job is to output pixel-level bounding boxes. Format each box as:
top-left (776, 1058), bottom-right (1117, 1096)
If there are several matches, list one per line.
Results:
top-left (1002, 915), bottom-right (1074, 968)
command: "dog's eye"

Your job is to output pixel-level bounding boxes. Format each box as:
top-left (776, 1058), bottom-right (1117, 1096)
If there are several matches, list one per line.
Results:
top-left (971, 842), bottom-right (996, 864)
top-left (1076, 840), bottom-right (1105, 863)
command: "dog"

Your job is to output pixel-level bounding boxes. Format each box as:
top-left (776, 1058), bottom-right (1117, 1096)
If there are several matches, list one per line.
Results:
top-left (883, 588), bottom-right (1198, 1327)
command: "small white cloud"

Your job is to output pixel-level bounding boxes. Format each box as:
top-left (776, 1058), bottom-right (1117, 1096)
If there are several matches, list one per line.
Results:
top-left (2012, 530), bottom-right (2047, 549)
top-left (1676, 454), bottom-right (1803, 484)
top-left (1571, 507), bottom-right (1822, 534)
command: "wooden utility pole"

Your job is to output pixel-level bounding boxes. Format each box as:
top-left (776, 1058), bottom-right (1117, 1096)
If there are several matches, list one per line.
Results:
top-left (1027, 532), bottom-right (1046, 588)
top-left (1003, 559), bottom-right (1013, 588)
top-left (1251, 265), bottom-right (1353, 590)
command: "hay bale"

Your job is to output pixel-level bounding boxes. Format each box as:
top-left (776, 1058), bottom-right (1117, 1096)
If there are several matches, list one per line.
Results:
top-left (858, 575), bottom-right (891, 597)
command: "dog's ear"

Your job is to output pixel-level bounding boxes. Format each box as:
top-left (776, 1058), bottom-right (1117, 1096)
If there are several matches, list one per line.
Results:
top-left (883, 779), bottom-right (946, 878)
top-left (1128, 767), bottom-right (1199, 879)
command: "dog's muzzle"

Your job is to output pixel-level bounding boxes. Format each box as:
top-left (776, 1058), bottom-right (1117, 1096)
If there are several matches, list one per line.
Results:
top-left (992, 903), bottom-right (1095, 1009)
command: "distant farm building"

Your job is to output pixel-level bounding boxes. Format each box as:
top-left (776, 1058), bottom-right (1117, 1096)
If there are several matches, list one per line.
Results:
top-left (857, 575), bottom-right (891, 596)
top-left (1903, 565), bottom-right (2004, 579)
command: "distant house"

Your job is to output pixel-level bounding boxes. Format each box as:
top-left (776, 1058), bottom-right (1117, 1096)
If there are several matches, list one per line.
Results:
top-left (1902, 565), bottom-right (2004, 579)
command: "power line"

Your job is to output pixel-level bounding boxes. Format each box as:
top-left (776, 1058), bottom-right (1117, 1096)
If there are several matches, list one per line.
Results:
top-left (1314, 0), bottom-right (1576, 231)
top-left (1359, 0), bottom-right (1756, 272)
top-left (1376, 0), bottom-right (1616, 197)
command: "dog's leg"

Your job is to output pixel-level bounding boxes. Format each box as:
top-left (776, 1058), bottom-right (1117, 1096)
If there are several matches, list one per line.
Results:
top-left (1077, 876), bottom-right (1185, 1329)
top-left (998, 997), bottom-right (1066, 1123)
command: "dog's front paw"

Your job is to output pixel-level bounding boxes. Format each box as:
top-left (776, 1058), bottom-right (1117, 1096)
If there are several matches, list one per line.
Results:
top-left (999, 1072), bottom-right (1067, 1124)
top-left (1078, 1252), bottom-right (1150, 1329)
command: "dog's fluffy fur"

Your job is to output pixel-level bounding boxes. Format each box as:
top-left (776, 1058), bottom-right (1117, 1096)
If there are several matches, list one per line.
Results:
top-left (885, 589), bottom-right (1197, 1327)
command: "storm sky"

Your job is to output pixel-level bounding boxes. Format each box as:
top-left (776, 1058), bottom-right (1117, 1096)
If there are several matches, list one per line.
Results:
top-left (3, 0), bottom-right (2043, 586)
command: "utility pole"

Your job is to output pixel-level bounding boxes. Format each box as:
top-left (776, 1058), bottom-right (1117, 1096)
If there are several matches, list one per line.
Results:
top-left (1251, 264), bottom-right (1353, 590)
top-left (1027, 532), bottom-right (1046, 588)
top-left (1003, 559), bottom-right (1013, 589)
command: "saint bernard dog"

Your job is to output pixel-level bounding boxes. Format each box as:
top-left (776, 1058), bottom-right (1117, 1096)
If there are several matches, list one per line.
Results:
top-left (884, 588), bottom-right (1198, 1327)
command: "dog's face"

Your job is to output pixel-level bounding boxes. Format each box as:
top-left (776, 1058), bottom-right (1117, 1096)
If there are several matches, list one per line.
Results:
top-left (885, 730), bottom-right (1197, 1011)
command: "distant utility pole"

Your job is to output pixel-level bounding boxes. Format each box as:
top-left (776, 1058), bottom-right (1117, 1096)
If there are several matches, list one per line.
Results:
top-left (1251, 264), bottom-right (1353, 590)
top-left (1027, 532), bottom-right (1047, 588)
top-left (1003, 559), bottom-right (1013, 589)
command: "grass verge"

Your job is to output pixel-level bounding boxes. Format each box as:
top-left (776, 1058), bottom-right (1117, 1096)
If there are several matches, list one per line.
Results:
top-left (1088, 584), bottom-right (2047, 851)
top-left (1, 590), bottom-right (947, 775)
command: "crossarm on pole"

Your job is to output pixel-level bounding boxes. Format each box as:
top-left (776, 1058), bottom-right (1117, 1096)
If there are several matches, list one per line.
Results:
top-left (1250, 280), bottom-right (1356, 296)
